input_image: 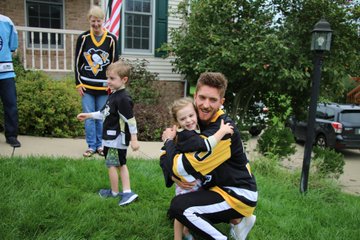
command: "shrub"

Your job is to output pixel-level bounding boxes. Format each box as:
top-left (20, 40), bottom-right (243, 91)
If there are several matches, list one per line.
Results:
top-left (16, 72), bottom-right (83, 137)
top-left (124, 58), bottom-right (160, 105)
top-left (312, 147), bottom-right (345, 179)
top-left (257, 118), bottom-right (296, 159)
top-left (134, 103), bottom-right (172, 141)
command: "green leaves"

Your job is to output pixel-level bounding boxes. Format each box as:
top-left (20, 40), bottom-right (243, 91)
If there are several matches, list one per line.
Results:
top-left (167, 0), bottom-right (360, 120)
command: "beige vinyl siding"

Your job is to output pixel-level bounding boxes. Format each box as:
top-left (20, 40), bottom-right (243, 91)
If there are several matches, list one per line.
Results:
top-left (122, 0), bottom-right (184, 82)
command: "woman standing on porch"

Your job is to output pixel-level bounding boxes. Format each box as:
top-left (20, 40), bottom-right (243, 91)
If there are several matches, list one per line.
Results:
top-left (75, 6), bottom-right (119, 157)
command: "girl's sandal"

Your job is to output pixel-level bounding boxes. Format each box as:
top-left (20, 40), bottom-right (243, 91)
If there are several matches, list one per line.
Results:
top-left (97, 148), bottom-right (104, 156)
top-left (83, 148), bottom-right (95, 157)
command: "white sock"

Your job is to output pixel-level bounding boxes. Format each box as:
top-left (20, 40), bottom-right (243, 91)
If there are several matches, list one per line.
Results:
top-left (111, 191), bottom-right (119, 196)
top-left (123, 189), bottom-right (131, 193)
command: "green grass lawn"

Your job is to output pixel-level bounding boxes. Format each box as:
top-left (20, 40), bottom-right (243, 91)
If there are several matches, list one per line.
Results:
top-left (0, 156), bottom-right (359, 239)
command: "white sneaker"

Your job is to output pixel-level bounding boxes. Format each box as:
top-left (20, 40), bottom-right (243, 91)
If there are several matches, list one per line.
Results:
top-left (230, 215), bottom-right (256, 240)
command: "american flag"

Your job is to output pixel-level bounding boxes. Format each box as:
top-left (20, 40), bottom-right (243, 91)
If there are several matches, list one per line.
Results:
top-left (104, 0), bottom-right (122, 38)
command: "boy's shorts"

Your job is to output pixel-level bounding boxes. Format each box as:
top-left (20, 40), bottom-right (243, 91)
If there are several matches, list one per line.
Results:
top-left (103, 147), bottom-right (127, 167)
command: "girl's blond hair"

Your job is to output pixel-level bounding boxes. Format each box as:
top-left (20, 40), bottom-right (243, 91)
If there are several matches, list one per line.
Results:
top-left (169, 97), bottom-right (196, 124)
top-left (87, 6), bottom-right (105, 21)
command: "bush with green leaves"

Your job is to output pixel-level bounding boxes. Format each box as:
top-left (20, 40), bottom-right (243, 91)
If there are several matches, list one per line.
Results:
top-left (16, 72), bottom-right (83, 137)
top-left (312, 147), bottom-right (345, 179)
top-left (257, 117), bottom-right (296, 159)
top-left (124, 58), bottom-right (160, 105)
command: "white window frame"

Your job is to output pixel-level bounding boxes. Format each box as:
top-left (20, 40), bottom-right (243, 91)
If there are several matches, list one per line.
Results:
top-left (121, 0), bottom-right (155, 55)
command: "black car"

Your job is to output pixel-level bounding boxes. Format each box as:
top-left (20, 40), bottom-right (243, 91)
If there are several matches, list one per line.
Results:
top-left (287, 103), bottom-right (360, 149)
top-left (245, 101), bottom-right (269, 136)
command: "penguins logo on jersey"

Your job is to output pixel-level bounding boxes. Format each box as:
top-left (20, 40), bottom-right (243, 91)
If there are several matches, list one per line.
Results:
top-left (84, 48), bottom-right (110, 76)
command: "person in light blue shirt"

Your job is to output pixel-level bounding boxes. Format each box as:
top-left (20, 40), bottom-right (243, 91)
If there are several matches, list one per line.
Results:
top-left (0, 14), bottom-right (20, 147)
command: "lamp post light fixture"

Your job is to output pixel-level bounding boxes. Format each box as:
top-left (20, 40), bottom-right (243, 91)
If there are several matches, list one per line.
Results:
top-left (300, 19), bottom-right (332, 193)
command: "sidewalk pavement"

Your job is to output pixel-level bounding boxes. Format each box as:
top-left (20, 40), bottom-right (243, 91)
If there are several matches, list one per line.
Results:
top-left (0, 133), bottom-right (258, 160)
top-left (0, 133), bottom-right (164, 160)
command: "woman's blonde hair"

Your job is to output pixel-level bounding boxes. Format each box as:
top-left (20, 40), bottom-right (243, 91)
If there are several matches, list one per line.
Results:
top-left (87, 6), bottom-right (105, 21)
top-left (169, 97), bottom-right (196, 124)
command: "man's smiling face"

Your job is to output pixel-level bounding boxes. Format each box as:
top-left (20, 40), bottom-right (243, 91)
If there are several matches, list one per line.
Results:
top-left (194, 85), bottom-right (224, 124)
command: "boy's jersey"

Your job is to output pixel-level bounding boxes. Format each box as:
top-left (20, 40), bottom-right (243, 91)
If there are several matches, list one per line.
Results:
top-left (75, 29), bottom-right (118, 95)
top-left (0, 14), bottom-right (18, 80)
top-left (101, 88), bottom-right (137, 147)
top-left (161, 109), bottom-right (257, 216)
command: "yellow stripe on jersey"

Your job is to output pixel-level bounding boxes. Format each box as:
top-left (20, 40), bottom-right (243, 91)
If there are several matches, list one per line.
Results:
top-left (184, 139), bottom-right (231, 175)
top-left (210, 109), bottom-right (225, 123)
top-left (211, 186), bottom-right (255, 217)
top-left (172, 153), bottom-right (187, 182)
top-left (90, 29), bottom-right (109, 47)
top-left (76, 83), bottom-right (107, 91)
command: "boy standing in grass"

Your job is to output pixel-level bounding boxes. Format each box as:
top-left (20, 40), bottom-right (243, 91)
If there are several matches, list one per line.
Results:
top-left (77, 60), bottom-right (139, 206)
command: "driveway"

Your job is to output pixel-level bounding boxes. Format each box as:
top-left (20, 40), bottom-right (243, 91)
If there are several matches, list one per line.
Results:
top-left (245, 136), bottom-right (360, 196)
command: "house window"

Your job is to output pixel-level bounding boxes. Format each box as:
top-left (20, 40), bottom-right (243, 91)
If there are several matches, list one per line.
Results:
top-left (26, 0), bottom-right (64, 48)
top-left (123, 0), bottom-right (153, 54)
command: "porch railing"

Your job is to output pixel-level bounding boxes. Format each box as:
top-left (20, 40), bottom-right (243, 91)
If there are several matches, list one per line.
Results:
top-left (16, 26), bottom-right (83, 72)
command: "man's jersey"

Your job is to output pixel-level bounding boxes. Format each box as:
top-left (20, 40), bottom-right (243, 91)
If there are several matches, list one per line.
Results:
top-left (161, 109), bottom-right (257, 216)
top-left (75, 29), bottom-right (118, 95)
top-left (0, 14), bottom-right (18, 80)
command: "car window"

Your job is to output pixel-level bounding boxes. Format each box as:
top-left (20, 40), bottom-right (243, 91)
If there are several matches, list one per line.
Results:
top-left (316, 106), bottom-right (326, 119)
top-left (340, 111), bottom-right (360, 123)
top-left (325, 108), bottom-right (335, 120)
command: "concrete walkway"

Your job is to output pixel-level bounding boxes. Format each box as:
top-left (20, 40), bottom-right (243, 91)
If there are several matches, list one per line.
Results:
top-left (0, 133), bottom-right (163, 160)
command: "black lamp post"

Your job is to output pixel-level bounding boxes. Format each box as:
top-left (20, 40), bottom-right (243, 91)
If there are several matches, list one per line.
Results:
top-left (300, 19), bottom-right (332, 193)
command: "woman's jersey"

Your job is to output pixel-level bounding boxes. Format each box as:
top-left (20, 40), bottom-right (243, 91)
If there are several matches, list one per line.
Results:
top-left (75, 29), bottom-right (118, 95)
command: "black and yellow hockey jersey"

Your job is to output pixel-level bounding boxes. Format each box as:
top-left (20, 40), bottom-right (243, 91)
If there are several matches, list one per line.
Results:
top-left (75, 29), bottom-right (118, 95)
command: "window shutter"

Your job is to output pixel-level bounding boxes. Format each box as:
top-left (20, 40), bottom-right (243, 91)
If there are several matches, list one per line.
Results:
top-left (154, 0), bottom-right (168, 57)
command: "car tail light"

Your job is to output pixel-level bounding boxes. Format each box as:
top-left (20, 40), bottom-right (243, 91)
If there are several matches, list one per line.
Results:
top-left (331, 122), bottom-right (343, 134)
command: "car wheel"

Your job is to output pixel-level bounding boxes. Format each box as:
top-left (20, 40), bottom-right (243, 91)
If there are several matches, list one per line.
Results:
top-left (315, 134), bottom-right (327, 148)
top-left (249, 127), bottom-right (262, 136)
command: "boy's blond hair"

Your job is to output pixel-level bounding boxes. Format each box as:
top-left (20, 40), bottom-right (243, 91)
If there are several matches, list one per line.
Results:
top-left (106, 60), bottom-right (131, 80)
top-left (169, 97), bottom-right (196, 124)
top-left (87, 6), bottom-right (105, 21)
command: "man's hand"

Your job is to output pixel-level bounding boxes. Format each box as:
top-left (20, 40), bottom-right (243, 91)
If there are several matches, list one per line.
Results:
top-left (162, 125), bottom-right (177, 142)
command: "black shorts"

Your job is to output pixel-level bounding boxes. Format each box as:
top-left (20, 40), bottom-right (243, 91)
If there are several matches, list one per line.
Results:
top-left (103, 147), bottom-right (127, 167)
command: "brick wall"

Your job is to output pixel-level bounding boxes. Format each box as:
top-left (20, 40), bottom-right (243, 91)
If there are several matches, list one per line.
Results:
top-left (154, 81), bottom-right (186, 104)
top-left (0, 0), bottom-right (90, 30)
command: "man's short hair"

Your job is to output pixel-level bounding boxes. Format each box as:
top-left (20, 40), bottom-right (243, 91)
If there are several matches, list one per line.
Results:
top-left (196, 72), bottom-right (228, 98)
